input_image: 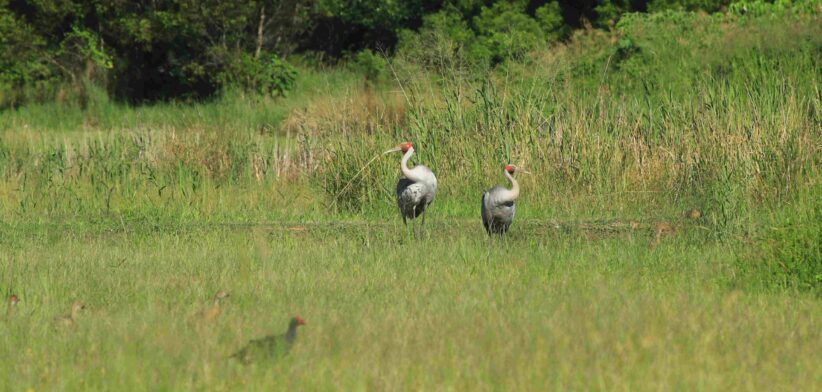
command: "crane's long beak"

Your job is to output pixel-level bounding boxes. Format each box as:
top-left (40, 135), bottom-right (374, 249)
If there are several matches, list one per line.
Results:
top-left (383, 146), bottom-right (402, 155)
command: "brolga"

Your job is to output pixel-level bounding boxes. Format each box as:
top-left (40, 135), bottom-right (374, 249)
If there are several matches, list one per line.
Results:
top-left (482, 164), bottom-right (520, 237)
top-left (386, 141), bottom-right (438, 237)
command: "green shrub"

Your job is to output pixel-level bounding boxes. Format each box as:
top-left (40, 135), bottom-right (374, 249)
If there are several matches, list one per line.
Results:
top-left (535, 2), bottom-right (569, 41)
top-left (397, 2), bottom-right (563, 70)
top-left (473, 2), bottom-right (546, 64)
top-left (594, 1), bottom-right (625, 29)
top-left (648, 0), bottom-right (730, 13)
top-left (216, 53), bottom-right (298, 97)
top-left (0, 15), bottom-right (110, 108)
top-left (0, 8), bottom-right (49, 88)
top-left (266, 57), bottom-right (299, 97)
top-left (56, 25), bottom-right (113, 77)
top-left (351, 49), bottom-right (388, 83)
top-left (729, 0), bottom-right (822, 16)
top-left (396, 9), bottom-right (480, 72)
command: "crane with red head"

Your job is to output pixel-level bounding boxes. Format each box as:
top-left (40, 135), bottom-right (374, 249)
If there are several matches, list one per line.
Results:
top-left (386, 141), bottom-right (438, 237)
top-left (482, 164), bottom-right (521, 236)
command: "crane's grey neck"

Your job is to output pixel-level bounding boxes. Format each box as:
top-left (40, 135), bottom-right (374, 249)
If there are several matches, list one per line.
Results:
top-left (500, 170), bottom-right (520, 203)
top-left (400, 147), bottom-right (422, 182)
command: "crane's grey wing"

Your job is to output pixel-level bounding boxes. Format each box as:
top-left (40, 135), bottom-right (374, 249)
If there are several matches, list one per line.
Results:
top-left (396, 177), bottom-right (412, 221)
top-left (396, 177), bottom-right (413, 199)
top-left (397, 178), bottom-right (428, 219)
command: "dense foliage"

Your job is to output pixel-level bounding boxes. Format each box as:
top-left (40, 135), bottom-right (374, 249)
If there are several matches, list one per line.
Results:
top-left (2, 0), bottom-right (818, 106)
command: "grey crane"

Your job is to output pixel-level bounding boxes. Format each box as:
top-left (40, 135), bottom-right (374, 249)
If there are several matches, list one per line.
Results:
top-left (387, 142), bottom-right (438, 237)
top-left (482, 165), bottom-right (520, 236)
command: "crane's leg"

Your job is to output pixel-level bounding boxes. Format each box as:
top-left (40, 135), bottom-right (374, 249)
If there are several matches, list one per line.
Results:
top-left (483, 215), bottom-right (493, 244)
top-left (399, 204), bottom-right (411, 238)
top-left (412, 205), bottom-right (418, 239)
top-left (500, 225), bottom-right (509, 246)
top-left (402, 214), bottom-right (410, 238)
top-left (421, 204), bottom-right (428, 238)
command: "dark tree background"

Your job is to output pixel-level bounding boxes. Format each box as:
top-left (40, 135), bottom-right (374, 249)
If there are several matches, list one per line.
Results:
top-left (0, 0), bottom-right (733, 105)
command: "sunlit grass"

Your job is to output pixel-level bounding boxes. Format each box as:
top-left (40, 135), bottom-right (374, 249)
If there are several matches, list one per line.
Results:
top-left (1, 225), bottom-right (819, 390)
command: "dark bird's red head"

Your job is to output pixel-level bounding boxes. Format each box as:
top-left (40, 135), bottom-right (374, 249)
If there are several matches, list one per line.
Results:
top-left (293, 316), bottom-right (306, 326)
top-left (504, 165), bottom-right (517, 174)
top-left (399, 142), bottom-right (413, 153)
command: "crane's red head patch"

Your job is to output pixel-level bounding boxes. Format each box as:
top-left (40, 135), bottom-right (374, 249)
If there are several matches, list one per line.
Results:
top-left (505, 165), bottom-right (516, 174)
top-left (294, 316), bottom-right (306, 326)
top-left (9, 295), bottom-right (18, 305)
top-left (400, 142), bottom-right (413, 153)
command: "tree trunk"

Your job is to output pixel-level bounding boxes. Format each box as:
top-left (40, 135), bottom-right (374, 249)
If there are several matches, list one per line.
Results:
top-left (255, 5), bottom-right (266, 59)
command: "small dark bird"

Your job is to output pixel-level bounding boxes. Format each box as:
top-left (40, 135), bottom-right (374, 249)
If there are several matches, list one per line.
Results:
top-left (232, 316), bottom-right (306, 364)
top-left (55, 300), bottom-right (85, 326)
top-left (685, 208), bottom-right (702, 220)
top-left (198, 290), bottom-right (229, 322)
top-left (6, 294), bottom-right (18, 318)
top-left (649, 222), bottom-right (674, 250)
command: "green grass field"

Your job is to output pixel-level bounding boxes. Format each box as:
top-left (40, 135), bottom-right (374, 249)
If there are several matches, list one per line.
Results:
top-left (2, 222), bottom-right (820, 390)
top-left (1, 11), bottom-right (821, 391)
